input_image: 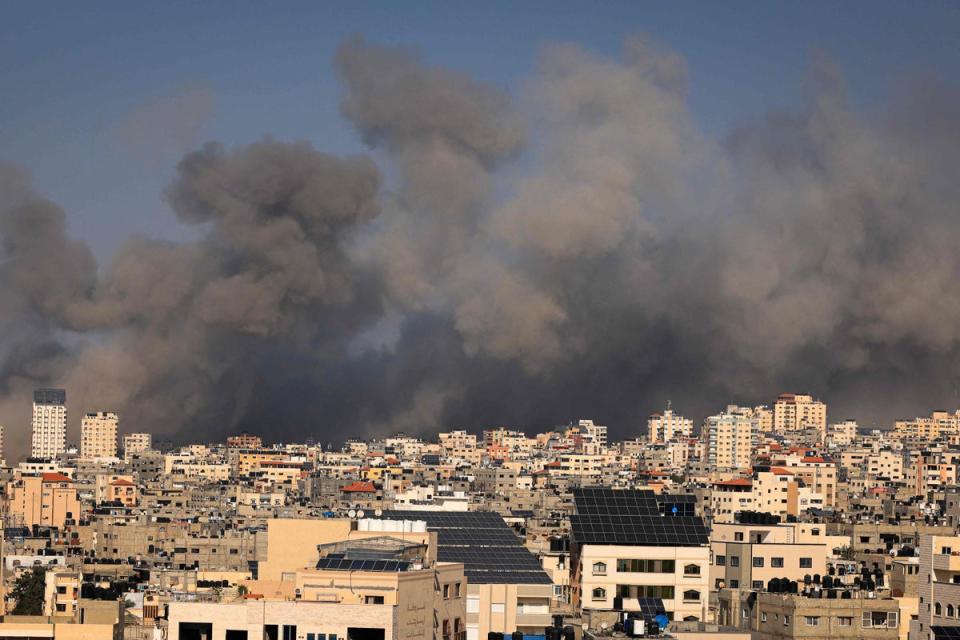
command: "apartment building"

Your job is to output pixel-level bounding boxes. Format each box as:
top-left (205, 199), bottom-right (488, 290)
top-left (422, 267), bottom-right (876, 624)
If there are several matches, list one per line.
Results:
top-left (648, 407), bottom-right (693, 443)
top-left (914, 534), bottom-right (960, 640)
top-left (31, 388), bottom-right (67, 459)
top-left (171, 548), bottom-right (465, 640)
top-left (893, 411), bottom-right (960, 441)
top-left (774, 394), bottom-right (827, 439)
top-left (81, 411), bottom-right (118, 459)
top-left (775, 454), bottom-right (838, 507)
top-left (719, 589), bottom-right (903, 640)
top-left (828, 420), bottom-right (859, 447)
top-left (706, 408), bottom-right (759, 470)
top-left (570, 488), bottom-right (710, 622)
top-left (709, 517), bottom-right (836, 590)
top-left (7, 472), bottom-right (81, 529)
top-left (711, 469), bottom-right (812, 523)
top-left (123, 432), bottom-right (152, 457)
top-left (377, 511), bottom-right (553, 640)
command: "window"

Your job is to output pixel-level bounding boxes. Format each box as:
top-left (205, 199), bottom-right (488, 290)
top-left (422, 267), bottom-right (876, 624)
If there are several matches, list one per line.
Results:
top-left (943, 547), bottom-right (953, 555)
top-left (365, 595), bottom-right (384, 604)
top-left (716, 555), bottom-right (726, 566)
top-left (761, 613), bottom-right (768, 623)
top-left (282, 626), bottom-right (297, 640)
top-left (753, 557), bottom-right (764, 568)
top-left (811, 528), bottom-right (820, 536)
top-left (752, 581), bottom-right (763, 589)
top-left (936, 603), bottom-right (943, 616)
top-left (56, 603), bottom-right (66, 612)
top-left (307, 635), bottom-right (316, 640)
top-left (455, 582), bottom-right (462, 597)
top-left (683, 564), bottom-right (700, 575)
top-left (949, 605), bottom-right (955, 618)
top-left (734, 532), bottom-right (744, 541)
top-left (715, 579), bottom-right (724, 589)
top-left (838, 617), bottom-right (852, 627)
top-left (730, 580), bottom-right (739, 588)
top-left (799, 557), bottom-right (812, 568)
top-left (730, 556), bottom-right (740, 567)
top-left (783, 615), bottom-right (790, 626)
top-left (862, 612), bottom-right (897, 628)
top-left (592, 588), bottom-right (606, 601)
top-left (683, 590), bottom-right (700, 602)
top-left (443, 584), bottom-right (450, 598)
top-left (616, 559), bottom-right (675, 573)
top-left (593, 562), bottom-right (607, 575)
top-left (805, 617), bottom-right (819, 626)
top-left (466, 596), bottom-right (480, 613)
top-left (771, 557), bottom-right (784, 568)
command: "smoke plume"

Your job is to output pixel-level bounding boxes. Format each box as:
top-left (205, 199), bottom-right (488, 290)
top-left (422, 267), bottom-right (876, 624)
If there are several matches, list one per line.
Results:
top-left (2, 36), bottom-right (960, 457)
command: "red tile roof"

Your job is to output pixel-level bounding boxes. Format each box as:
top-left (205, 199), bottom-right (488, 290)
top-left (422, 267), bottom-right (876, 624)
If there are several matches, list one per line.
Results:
top-left (714, 478), bottom-right (752, 487)
top-left (110, 479), bottom-right (135, 486)
top-left (41, 473), bottom-right (72, 483)
top-left (341, 481), bottom-right (376, 493)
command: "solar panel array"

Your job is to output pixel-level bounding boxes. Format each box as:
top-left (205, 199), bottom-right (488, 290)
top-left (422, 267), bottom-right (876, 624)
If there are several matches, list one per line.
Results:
top-left (570, 489), bottom-right (709, 547)
top-left (316, 558), bottom-right (411, 572)
top-left (932, 628), bottom-right (960, 640)
top-left (378, 510), bottom-right (552, 584)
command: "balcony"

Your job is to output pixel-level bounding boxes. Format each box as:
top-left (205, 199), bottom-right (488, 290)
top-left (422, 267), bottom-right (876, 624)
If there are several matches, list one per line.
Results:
top-left (934, 553), bottom-right (960, 572)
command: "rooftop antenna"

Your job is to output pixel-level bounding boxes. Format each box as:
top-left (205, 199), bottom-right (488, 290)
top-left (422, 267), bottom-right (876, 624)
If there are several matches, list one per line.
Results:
top-left (667, 399), bottom-right (672, 412)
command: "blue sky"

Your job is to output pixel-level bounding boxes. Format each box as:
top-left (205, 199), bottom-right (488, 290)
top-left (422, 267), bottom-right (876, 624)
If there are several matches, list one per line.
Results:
top-left (2, 1), bottom-right (959, 260)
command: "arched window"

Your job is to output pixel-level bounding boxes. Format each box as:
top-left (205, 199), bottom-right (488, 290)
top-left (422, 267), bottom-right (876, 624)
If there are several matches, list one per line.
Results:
top-left (592, 587), bottom-right (606, 600)
top-left (949, 604), bottom-right (955, 618)
top-left (592, 561), bottom-right (607, 575)
top-left (936, 602), bottom-right (943, 616)
top-left (684, 564), bottom-right (701, 575)
top-left (683, 590), bottom-right (701, 602)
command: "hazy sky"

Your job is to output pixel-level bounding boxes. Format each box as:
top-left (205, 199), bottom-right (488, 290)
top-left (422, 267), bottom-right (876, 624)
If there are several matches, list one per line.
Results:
top-left (3, 1), bottom-right (959, 261)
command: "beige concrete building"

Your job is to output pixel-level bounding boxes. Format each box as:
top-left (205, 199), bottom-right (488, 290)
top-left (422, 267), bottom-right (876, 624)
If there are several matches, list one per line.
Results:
top-left (914, 534), bottom-right (960, 640)
top-left (44, 569), bottom-right (80, 617)
top-left (719, 589), bottom-right (903, 640)
top-left (80, 412), bottom-right (118, 459)
top-left (706, 408), bottom-right (758, 470)
top-left (774, 394), bottom-right (827, 439)
top-left (710, 520), bottom-right (833, 591)
top-left (649, 407), bottom-right (694, 443)
top-left (122, 432), bottom-right (152, 458)
top-left (7, 473), bottom-right (81, 529)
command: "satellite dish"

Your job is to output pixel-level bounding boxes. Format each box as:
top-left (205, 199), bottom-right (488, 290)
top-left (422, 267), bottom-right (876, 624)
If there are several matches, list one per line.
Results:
top-left (348, 509), bottom-right (357, 519)
top-left (600, 623), bottom-right (608, 630)
top-left (357, 510), bottom-right (365, 519)
top-left (375, 508), bottom-right (383, 517)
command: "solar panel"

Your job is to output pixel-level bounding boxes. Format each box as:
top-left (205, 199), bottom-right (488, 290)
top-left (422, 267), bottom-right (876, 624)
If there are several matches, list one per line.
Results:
top-left (374, 510), bottom-right (551, 584)
top-left (315, 558), bottom-right (411, 572)
top-left (570, 489), bottom-right (708, 547)
top-left (932, 627), bottom-right (960, 640)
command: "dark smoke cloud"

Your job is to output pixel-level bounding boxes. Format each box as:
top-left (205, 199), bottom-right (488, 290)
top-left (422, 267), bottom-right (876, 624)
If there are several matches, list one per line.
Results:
top-left (2, 37), bottom-right (960, 457)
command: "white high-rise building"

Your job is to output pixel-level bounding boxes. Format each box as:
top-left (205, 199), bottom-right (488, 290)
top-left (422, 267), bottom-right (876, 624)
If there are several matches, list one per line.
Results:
top-left (31, 388), bottom-right (67, 459)
top-left (80, 412), bottom-right (118, 459)
top-left (578, 419), bottom-right (608, 448)
top-left (648, 405), bottom-right (693, 442)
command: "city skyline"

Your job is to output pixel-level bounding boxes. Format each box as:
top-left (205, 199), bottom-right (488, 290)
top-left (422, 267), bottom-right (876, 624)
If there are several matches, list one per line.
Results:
top-left (3, 3), bottom-right (960, 461)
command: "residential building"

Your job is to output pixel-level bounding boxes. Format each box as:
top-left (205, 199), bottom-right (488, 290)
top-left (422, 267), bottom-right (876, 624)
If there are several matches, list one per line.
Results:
top-left (706, 408), bottom-right (759, 470)
top-left (570, 488), bottom-right (710, 622)
top-left (80, 411), bottom-right (118, 459)
top-left (123, 432), bottom-right (152, 457)
top-left (7, 473), bottom-right (81, 529)
top-left (31, 388), bottom-right (67, 459)
top-left (774, 394), bottom-right (827, 439)
top-left (649, 406), bottom-right (694, 443)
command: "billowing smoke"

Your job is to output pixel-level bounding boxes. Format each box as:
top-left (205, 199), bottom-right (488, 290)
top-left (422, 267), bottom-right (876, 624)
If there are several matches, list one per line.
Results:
top-left (2, 36), bottom-right (960, 457)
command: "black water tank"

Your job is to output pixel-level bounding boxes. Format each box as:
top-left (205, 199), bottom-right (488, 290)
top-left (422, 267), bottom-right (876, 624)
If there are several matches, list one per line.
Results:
top-left (789, 581), bottom-right (798, 594)
top-left (768, 578), bottom-right (779, 593)
top-left (563, 626), bottom-right (575, 640)
top-left (803, 574), bottom-right (812, 585)
top-left (841, 590), bottom-right (852, 599)
top-left (513, 631), bottom-right (523, 640)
